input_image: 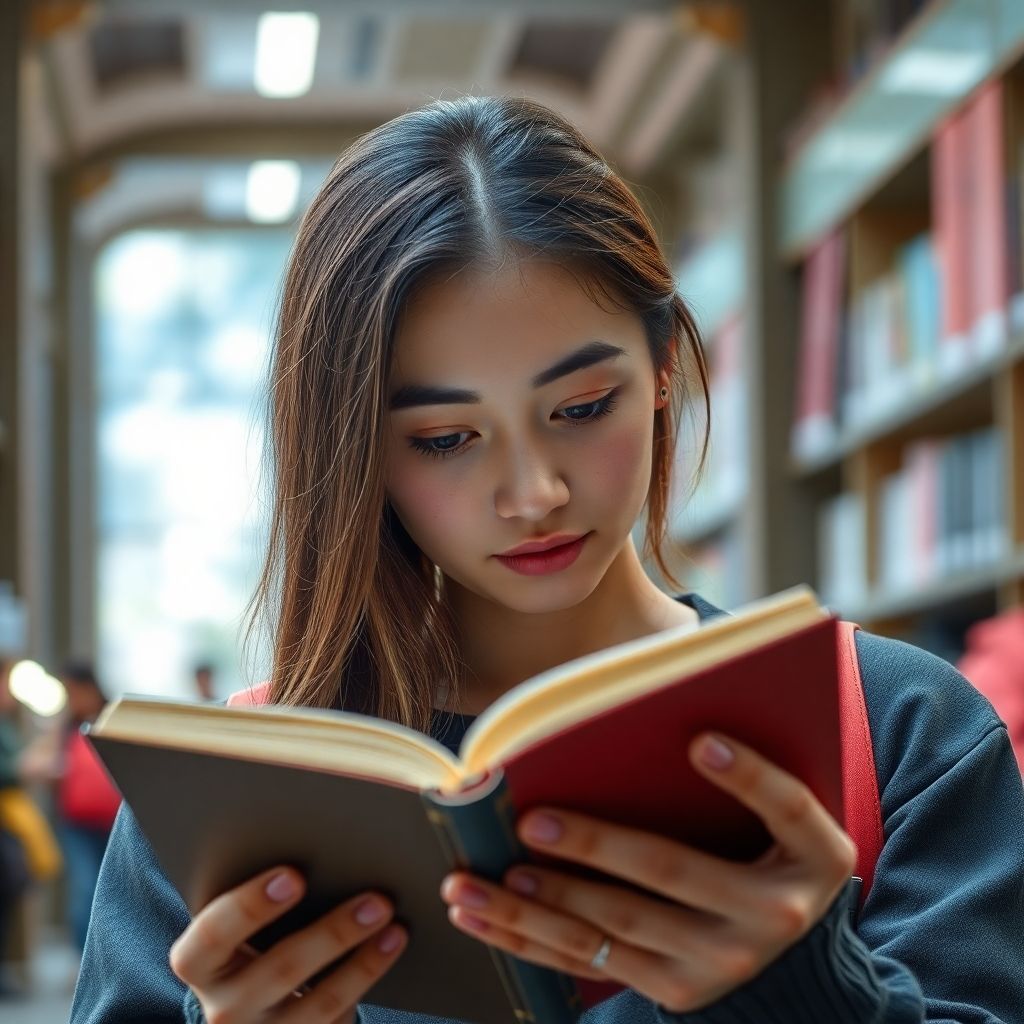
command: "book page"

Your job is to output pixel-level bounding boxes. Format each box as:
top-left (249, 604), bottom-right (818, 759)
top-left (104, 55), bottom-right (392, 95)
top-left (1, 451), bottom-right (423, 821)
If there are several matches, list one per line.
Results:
top-left (456, 587), bottom-right (825, 777)
top-left (94, 699), bottom-right (463, 791)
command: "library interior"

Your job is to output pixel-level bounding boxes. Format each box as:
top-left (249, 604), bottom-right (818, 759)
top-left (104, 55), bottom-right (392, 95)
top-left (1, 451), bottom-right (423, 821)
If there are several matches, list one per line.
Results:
top-left (1, 0), bottom-right (1023, 1020)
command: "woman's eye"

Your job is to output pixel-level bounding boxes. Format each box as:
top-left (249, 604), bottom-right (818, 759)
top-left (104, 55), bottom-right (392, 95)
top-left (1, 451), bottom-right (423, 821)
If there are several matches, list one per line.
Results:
top-left (407, 432), bottom-right (472, 459)
top-left (559, 390), bottom-right (618, 423)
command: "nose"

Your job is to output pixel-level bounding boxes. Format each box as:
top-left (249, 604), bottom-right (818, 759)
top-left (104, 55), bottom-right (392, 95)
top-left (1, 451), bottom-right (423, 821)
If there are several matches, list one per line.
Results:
top-left (493, 438), bottom-right (570, 522)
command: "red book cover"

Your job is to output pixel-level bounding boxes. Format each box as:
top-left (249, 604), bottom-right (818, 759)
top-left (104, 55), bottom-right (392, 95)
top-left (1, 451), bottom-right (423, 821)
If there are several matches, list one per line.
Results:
top-left (968, 80), bottom-right (1011, 357)
top-left (501, 617), bottom-right (843, 865)
top-left (498, 616), bottom-right (843, 1010)
top-left (932, 111), bottom-right (973, 374)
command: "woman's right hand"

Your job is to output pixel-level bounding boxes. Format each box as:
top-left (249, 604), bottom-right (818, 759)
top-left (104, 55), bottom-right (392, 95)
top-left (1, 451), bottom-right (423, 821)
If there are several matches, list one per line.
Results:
top-left (169, 866), bottom-right (407, 1023)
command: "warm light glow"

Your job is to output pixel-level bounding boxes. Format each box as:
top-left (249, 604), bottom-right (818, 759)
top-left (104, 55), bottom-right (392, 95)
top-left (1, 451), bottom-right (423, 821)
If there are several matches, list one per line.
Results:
top-left (245, 160), bottom-right (301, 223)
top-left (254, 12), bottom-right (319, 98)
top-left (9, 660), bottom-right (67, 717)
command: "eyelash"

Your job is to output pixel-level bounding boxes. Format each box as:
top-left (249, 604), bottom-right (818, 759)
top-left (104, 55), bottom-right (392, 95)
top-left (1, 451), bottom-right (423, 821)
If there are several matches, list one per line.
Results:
top-left (407, 390), bottom-right (620, 461)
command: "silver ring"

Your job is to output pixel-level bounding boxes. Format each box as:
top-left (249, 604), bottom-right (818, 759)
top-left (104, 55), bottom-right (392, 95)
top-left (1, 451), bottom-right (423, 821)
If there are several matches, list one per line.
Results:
top-left (589, 935), bottom-right (613, 971)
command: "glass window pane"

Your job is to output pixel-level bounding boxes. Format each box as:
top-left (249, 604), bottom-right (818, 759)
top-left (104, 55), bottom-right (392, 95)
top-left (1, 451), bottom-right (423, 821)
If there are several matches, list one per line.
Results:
top-left (94, 228), bottom-right (290, 700)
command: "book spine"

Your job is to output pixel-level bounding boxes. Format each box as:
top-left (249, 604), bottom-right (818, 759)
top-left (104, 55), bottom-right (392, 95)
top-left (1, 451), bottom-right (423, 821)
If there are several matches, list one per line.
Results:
top-left (423, 776), bottom-right (583, 1024)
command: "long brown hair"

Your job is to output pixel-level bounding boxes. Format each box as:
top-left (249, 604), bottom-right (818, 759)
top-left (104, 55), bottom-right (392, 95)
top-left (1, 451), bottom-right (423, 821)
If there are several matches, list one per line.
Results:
top-left (248, 96), bottom-right (710, 731)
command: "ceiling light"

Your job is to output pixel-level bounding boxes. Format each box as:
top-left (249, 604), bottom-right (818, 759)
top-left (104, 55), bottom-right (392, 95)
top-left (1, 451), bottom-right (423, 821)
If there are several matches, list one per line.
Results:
top-left (254, 12), bottom-right (319, 98)
top-left (9, 660), bottom-right (66, 718)
top-left (245, 160), bottom-right (301, 223)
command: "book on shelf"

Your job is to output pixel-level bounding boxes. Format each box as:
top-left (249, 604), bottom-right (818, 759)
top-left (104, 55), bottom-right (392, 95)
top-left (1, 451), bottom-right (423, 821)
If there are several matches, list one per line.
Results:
top-left (88, 587), bottom-right (843, 1024)
top-left (897, 233), bottom-right (942, 391)
top-left (792, 231), bottom-right (846, 460)
top-left (934, 79), bottom-right (1020, 371)
top-left (874, 428), bottom-right (1007, 591)
top-left (817, 492), bottom-right (868, 610)
top-left (969, 79), bottom-right (1013, 358)
top-left (832, 210), bottom-right (931, 434)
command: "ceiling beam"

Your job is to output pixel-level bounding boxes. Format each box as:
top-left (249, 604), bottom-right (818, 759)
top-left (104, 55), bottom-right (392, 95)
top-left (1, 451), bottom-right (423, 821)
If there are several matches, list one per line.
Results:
top-left (619, 33), bottom-right (723, 176)
top-left (585, 15), bottom-right (674, 151)
top-left (97, 0), bottom-right (676, 14)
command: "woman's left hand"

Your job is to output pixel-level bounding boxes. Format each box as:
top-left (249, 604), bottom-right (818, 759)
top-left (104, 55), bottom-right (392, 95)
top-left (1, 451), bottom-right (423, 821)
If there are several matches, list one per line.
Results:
top-left (440, 733), bottom-right (857, 1014)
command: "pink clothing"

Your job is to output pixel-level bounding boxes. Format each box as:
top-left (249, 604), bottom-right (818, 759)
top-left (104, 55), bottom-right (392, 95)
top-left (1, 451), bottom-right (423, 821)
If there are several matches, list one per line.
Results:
top-left (225, 681), bottom-right (272, 707)
top-left (958, 610), bottom-right (1024, 773)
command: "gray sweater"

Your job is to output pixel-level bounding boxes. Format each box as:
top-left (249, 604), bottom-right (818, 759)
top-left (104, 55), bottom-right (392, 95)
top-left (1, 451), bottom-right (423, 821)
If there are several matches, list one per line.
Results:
top-left (70, 596), bottom-right (1024, 1023)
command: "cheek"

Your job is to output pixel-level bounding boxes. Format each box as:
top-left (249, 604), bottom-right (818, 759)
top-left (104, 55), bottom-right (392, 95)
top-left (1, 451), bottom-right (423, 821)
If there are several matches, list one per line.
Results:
top-left (576, 417), bottom-right (652, 503)
top-left (387, 461), bottom-right (476, 553)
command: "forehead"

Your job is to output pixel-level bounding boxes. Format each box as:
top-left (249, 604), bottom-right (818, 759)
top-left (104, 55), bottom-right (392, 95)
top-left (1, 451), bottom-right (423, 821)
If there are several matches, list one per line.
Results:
top-left (391, 260), bottom-right (648, 382)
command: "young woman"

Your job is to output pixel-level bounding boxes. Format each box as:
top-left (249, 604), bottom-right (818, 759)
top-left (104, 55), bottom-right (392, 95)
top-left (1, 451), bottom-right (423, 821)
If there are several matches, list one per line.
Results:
top-left (71, 96), bottom-right (1023, 1024)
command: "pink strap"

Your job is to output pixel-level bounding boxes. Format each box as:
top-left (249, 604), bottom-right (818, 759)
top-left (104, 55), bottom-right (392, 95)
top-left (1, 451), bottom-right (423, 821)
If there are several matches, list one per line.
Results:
top-left (837, 621), bottom-right (883, 907)
top-left (227, 680), bottom-right (273, 707)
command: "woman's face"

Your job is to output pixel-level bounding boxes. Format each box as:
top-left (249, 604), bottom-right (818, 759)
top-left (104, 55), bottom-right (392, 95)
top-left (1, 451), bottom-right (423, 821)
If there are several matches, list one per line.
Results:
top-left (385, 260), bottom-right (668, 615)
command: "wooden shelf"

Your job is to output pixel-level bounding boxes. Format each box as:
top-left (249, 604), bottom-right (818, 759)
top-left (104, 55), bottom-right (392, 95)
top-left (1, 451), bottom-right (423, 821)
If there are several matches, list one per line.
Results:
top-left (791, 328), bottom-right (1024, 478)
top-left (835, 547), bottom-right (1024, 623)
top-left (779, 0), bottom-right (1024, 261)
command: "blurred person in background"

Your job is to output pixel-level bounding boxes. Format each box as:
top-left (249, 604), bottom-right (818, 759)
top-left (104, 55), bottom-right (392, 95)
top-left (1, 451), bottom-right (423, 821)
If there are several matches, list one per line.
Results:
top-left (23, 662), bottom-right (121, 955)
top-left (0, 659), bottom-right (32, 997)
top-left (0, 659), bottom-right (62, 996)
top-left (192, 663), bottom-right (216, 702)
top-left (959, 610), bottom-right (1024, 775)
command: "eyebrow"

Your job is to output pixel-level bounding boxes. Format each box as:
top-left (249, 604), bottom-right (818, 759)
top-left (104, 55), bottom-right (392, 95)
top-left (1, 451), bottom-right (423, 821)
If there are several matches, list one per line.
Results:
top-left (388, 340), bottom-right (626, 411)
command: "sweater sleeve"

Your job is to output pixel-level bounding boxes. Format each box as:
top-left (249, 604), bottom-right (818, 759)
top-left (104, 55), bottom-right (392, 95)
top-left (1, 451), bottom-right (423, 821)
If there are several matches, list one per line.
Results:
top-left (69, 802), bottom-right (195, 1023)
top-left (70, 802), bottom-right (378, 1024)
top-left (590, 633), bottom-right (1024, 1024)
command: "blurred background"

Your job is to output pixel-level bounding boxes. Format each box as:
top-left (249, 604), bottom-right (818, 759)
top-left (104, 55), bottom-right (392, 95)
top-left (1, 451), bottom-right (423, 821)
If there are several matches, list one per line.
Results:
top-left (2, 0), bottom-right (1024, 1018)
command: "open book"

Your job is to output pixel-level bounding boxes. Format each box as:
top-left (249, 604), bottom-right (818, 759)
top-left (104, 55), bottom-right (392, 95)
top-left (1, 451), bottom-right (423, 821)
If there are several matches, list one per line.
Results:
top-left (89, 586), bottom-right (843, 1024)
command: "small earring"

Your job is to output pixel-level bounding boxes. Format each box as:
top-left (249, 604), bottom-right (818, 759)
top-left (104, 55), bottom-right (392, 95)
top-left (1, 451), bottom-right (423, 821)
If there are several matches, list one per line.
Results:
top-left (659, 387), bottom-right (668, 400)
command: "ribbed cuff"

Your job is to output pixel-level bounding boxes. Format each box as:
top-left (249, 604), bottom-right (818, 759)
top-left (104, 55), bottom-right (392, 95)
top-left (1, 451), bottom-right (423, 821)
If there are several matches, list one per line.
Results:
top-left (183, 988), bottom-right (206, 1024)
top-left (658, 880), bottom-right (885, 1024)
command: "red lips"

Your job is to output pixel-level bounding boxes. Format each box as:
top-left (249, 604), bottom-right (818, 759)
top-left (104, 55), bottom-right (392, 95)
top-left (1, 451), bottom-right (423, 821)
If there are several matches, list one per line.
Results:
top-left (497, 533), bottom-right (586, 557)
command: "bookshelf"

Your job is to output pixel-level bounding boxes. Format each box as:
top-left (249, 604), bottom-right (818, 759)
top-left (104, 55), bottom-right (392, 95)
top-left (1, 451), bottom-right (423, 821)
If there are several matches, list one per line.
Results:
top-left (840, 547), bottom-right (1024, 626)
top-left (780, 0), bottom-right (1024, 262)
top-left (792, 330), bottom-right (1024, 477)
top-left (652, 0), bottom-right (1024, 660)
top-left (774, 0), bottom-right (1024, 654)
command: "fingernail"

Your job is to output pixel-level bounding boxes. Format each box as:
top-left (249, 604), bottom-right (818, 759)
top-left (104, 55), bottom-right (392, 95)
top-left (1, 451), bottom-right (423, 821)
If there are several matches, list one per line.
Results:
top-left (506, 871), bottom-right (539, 896)
top-left (352, 897), bottom-right (385, 929)
top-left (265, 872), bottom-right (299, 902)
top-left (354, 898), bottom-right (386, 926)
top-left (377, 926), bottom-right (404, 954)
top-left (699, 736), bottom-right (734, 770)
top-left (522, 813), bottom-right (562, 844)
top-left (452, 883), bottom-right (490, 909)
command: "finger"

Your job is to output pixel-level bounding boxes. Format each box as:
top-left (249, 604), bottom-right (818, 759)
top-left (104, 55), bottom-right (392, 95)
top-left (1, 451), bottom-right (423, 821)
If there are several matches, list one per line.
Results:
top-left (442, 873), bottom-right (609, 970)
top-left (170, 867), bottom-right (305, 986)
top-left (689, 734), bottom-right (857, 877)
top-left (445, 903), bottom-right (604, 982)
top-left (500, 865), bottom-right (713, 959)
top-left (514, 810), bottom-right (756, 917)
top-left (222, 892), bottom-right (397, 1009)
top-left (279, 925), bottom-right (407, 1024)
top-left (447, 907), bottom-right (699, 1014)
